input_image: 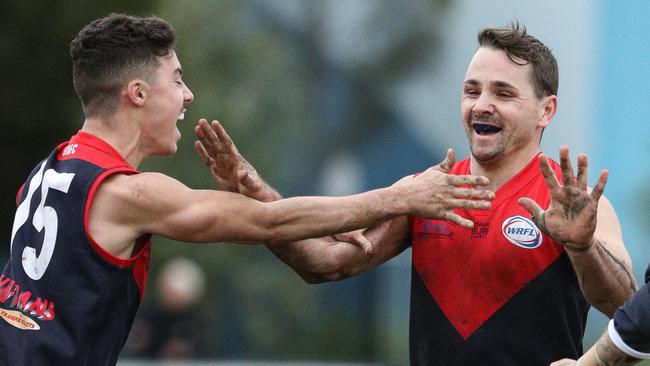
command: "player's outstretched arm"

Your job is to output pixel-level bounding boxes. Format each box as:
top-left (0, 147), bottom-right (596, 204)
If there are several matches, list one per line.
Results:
top-left (195, 119), bottom-right (493, 227)
top-left (260, 216), bottom-right (410, 283)
top-left (194, 120), bottom-right (492, 281)
top-left (89, 154), bottom-right (493, 259)
top-left (194, 118), bottom-right (396, 279)
top-left (518, 147), bottom-right (635, 317)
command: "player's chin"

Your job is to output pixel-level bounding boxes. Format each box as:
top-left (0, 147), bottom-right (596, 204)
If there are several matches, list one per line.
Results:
top-left (470, 146), bottom-right (501, 163)
top-left (160, 140), bottom-right (179, 156)
top-left (172, 130), bottom-right (181, 148)
top-left (170, 139), bottom-right (180, 154)
top-left (155, 146), bottom-right (177, 157)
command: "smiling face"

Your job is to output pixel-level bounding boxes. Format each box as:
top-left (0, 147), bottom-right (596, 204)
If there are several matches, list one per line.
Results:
top-left (461, 47), bottom-right (554, 166)
top-left (141, 51), bottom-right (194, 156)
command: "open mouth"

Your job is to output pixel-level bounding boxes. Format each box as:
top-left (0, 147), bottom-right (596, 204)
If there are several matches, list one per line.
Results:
top-left (472, 123), bottom-right (502, 135)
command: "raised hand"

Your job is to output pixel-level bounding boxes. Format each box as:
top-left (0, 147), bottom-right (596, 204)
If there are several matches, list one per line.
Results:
top-left (194, 119), bottom-right (279, 202)
top-left (518, 147), bottom-right (608, 252)
top-left (396, 149), bottom-right (494, 228)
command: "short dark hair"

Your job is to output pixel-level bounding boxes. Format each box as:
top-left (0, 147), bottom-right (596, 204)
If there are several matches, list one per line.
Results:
top-left (70, 13), bottom-right (176, 117)
top-left (478, 22), bottom-right (558, 98)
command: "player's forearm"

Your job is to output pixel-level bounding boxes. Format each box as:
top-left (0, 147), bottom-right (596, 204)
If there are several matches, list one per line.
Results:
top-left (234, 171), bottom-right (372, 279)
top-left (576, 330), bottom-right (641, 366)
top-left (262, 187), bottom-right (405, 244)
top-left (568, 238), bottom-right (636, 317)
top-left (267, 237), bottom-right (369, 283)
top-left (267, 217), bottom-right (409, 283)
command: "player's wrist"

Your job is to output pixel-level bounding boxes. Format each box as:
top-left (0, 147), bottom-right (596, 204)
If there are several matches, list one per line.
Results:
top-left (387, 185), bottom-right (409, 216)
top-left (563, 237), bottom-right (595, 253)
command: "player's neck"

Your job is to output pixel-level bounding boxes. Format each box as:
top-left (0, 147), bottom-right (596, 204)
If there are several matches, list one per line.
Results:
top-left (470, 146), bottom-right (541, 191)
top-left (81, 115), bottom-right (145, 168)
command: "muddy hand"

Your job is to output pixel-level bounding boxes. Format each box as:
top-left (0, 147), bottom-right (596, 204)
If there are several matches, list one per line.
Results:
top-left (518, 147), bottom-right (607, 251)
top-left (194, 119), bottom-right (270, 199)
top-left (398, 151), bottom-right (494, 228)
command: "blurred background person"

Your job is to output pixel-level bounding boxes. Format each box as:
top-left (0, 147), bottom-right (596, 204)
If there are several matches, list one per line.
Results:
top-left (125, 257), bottom-right (207, 360)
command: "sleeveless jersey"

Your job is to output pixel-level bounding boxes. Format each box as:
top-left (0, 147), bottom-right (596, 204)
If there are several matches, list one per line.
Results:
top-left (410, 154), bottom-right (588, 365)
top-left (0, 131), bottom-right (152, 366)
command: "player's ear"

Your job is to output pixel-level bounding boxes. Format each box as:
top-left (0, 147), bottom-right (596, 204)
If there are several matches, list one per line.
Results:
top-left (537, 94), bottom-right (557, 128)
top-left (125, 79), bottom-right (148, 107)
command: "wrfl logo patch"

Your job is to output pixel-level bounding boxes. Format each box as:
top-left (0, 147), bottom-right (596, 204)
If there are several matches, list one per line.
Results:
top-left (501, 215), bottom-right (543, 249)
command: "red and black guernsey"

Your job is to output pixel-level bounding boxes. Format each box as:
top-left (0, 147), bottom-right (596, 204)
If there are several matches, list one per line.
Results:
top-left (409, 154), bottom-right (589, 365)
top-left (0, 131), bottom-right (152, 366)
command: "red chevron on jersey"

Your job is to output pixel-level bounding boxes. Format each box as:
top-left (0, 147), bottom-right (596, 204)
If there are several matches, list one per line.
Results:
top-left (411, 155), bottom-right (565, 339)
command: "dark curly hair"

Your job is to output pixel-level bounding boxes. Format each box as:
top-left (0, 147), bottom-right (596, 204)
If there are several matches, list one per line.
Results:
top-left (70, 13), bottom-right (176, 117)
top-left (478, 22), bottom-right (558, 99)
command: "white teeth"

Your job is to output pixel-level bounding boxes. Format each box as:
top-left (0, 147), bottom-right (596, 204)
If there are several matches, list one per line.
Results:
top-left (178, 113), bottom-right (185, 120)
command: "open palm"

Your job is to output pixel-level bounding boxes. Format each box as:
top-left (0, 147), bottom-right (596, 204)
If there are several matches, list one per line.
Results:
top-left (194, 118), bottom-right (279, 202)
top-left (518, 147), bottom-right (608, 250)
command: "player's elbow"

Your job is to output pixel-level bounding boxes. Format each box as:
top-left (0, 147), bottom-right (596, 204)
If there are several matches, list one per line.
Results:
top-left (294, 257), bottom-right (363, 284)
top-left (312, 249), bottom-right (373, 284)
top-left (297, 268), bottom-right (350, 284)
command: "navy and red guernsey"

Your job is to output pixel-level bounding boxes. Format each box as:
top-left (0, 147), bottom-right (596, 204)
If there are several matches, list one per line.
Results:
top-left (608, 264), bottom-right (650, 360)
top-left (409, 154), bottom-right (589, 365)
top-left (0, 131), bottom-right (152, 366)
